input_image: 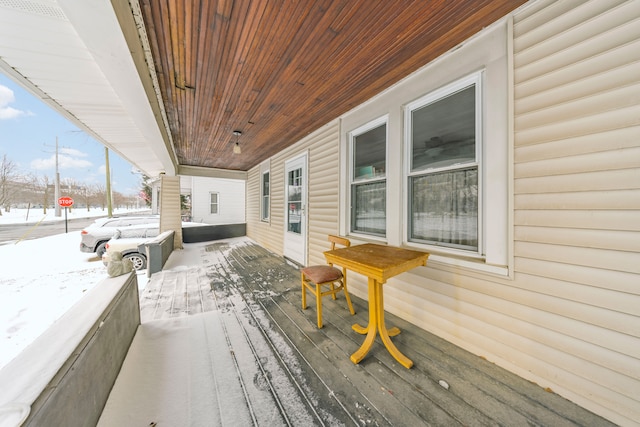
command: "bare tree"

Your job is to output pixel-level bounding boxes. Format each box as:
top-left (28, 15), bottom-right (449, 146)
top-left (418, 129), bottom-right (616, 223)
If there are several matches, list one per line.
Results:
top-left (0, 154), bottom-right (19, 215)
top-left (0, 154), bottom-right (143, 214)
top-left (112, 190), bottom-right (139, 209)
top-left (26, 173), bottom-right (55, 214)
top-left (40, 175), bottom-right (52, 213)
top-left (88, 183), bottom-right (107, 210)
top-left (13, 172), bottom-right (41, 208)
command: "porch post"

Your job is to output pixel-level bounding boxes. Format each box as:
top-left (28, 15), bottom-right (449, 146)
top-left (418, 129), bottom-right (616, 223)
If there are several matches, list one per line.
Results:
top-left (159, 174), bottom-right (183, 249)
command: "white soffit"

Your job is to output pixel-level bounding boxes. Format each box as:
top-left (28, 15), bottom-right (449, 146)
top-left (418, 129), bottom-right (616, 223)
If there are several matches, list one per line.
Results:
top-left (0, 0), bottom-right (176, 177)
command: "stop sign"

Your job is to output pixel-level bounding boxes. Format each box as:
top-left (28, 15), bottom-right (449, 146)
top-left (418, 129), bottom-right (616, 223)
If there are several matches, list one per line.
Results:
top-left (57, 196), bottom-right (74, 207)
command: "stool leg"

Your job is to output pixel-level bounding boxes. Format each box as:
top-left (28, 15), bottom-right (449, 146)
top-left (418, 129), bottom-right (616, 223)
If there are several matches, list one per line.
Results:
top-left (342, 273), bottom-right (355, 315)
top-left (343, 284), bottom-right (355, 315)
top-left (316, 283), bottom-right (323, 328)
top-left (301, 274), bottom-right (307, 309)
top-left (342, 277), bottom-right (356, 316)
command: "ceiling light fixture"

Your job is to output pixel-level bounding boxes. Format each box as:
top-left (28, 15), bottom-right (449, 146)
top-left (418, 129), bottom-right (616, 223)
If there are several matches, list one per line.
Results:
top-left (233, 130), bottom-right (242, 154)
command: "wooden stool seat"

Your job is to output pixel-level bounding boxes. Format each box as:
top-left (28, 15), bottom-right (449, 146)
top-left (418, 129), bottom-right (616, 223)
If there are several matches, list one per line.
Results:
top-left (300, 265), bottom-right (342, 284)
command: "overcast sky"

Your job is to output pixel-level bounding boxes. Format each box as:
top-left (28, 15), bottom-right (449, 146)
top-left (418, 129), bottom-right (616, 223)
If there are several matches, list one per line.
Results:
top-left (0, 73), bottom-right (142, 195)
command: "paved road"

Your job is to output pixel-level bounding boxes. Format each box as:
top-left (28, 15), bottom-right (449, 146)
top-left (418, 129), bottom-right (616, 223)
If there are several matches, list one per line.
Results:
top-left (0, 217), bottom-right (100, 245)
top-left (0, 211), bottom-right (152, 245)
top-left (0, 211), bottom-right (151, 245)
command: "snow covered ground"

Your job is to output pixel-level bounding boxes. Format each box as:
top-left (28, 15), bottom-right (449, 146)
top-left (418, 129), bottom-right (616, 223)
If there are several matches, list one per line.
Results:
top-left (0, 208), bottom-right (150, 370)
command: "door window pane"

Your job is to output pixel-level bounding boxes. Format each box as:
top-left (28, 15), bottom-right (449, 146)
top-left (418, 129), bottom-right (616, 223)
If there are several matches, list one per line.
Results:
top-left (287, 169), bottom-right (302, 234)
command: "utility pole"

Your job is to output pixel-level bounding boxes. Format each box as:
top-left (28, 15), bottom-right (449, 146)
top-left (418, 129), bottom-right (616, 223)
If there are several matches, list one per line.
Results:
top-left (54, 137), bottom-right (61, 217)
top-left (105, 147), bottom-right (113, 217)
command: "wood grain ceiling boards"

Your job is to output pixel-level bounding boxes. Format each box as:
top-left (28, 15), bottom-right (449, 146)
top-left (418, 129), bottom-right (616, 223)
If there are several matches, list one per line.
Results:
top-left (138, 0), bottom-right (526, 172)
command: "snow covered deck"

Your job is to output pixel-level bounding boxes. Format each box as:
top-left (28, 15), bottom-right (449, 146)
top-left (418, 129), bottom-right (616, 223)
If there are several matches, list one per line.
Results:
top-left (98, 237), bottom-right (614, 426)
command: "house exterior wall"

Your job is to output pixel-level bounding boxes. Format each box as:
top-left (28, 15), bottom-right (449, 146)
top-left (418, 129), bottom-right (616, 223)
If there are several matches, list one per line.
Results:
top-left (190, 176), bottom-right (246, 225)
top-left (247, 120), bottom-right (341, 259)
top-left (510, 1), bottom-right (639, 424)
top-left (247, 1), bottom-right (640, 425)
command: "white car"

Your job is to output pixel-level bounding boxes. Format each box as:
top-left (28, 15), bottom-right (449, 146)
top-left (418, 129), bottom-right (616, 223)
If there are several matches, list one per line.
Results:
top-left (101, 222), bottom-right (201, 270)
top-left (80, 215), bottom-right (159, 257)
top-left (101, 225), bottom-right (160, 271)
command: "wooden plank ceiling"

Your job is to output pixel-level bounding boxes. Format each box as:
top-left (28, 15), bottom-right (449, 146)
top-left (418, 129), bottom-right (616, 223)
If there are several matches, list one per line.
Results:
top-left (138, 0), bottom-right (526, 172)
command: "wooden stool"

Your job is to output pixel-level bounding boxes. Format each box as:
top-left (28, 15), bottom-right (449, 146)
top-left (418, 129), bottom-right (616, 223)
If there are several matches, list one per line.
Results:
top-left (301, 235), bottom-right (355, 328)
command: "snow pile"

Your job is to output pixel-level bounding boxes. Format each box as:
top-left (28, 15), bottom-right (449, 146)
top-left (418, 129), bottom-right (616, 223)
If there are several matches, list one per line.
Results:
top-left (0, 208), bottom-right (150, 370)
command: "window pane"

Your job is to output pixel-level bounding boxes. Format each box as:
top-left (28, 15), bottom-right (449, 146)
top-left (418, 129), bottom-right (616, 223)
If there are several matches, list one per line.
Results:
top-left (210, 193), bottom-right (218, 214)
top-left (354, 124), bottom-right (386, 180)
top-left (261, 172), bottom-right (269, 220)
top-left (262, 196), bottom-right (269, 220)
top-left (411, 85), bottom-right (475, 171)
top-left (262, 172), bottom-right (269, 195)
top-left (351, 181), bottom-right (386, 236)
top-left (287, 169), bottom-right (302, 234)
top-left (410, 168), bottom-right (478, 250)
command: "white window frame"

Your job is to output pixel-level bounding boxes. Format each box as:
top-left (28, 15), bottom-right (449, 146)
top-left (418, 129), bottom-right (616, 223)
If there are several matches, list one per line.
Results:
top-left (339, 20), bottom-right (510, 276)
top-left (404, 72), bottom-right (484, 256)
top-left (348, 115), bottom-right (388, 239)
top-left (209, 192), bottom-right (219, 215)
top-left (260, 160), bottom-right (270, 222)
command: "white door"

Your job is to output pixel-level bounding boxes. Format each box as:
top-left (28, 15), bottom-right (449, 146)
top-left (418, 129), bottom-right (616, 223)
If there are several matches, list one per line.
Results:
top-left (283, 153), bottom-right (307, 265)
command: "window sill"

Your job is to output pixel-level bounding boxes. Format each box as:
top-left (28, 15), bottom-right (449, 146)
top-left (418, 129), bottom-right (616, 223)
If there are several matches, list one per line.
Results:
top-left (403, 241), bottom-right (509, 277)
top-left (346, 235), bottom-right (509, 278)
top-left (346, 232), bottom-right (387, 244)
top-left (425, 253), bottom-right (509, 278)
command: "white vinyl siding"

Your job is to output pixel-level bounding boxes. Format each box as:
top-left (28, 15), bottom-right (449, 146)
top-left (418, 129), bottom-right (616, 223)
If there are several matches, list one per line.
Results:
top-left (246, 167), bottom-right (262, 239)
top-left (512, 1), bottom-right (640, 425)
top-left (247, 120), bottom-right (340, 263)
top-left (190, 177), bottom-right (244, 224)
top-left (307, 122), bottom-right (342, 266)
top-left (159, 175), bottom-right (182, 249)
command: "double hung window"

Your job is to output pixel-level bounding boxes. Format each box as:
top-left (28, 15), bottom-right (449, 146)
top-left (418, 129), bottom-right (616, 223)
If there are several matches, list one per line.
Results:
top-left (406, 73), bottom-right (481, 252)
top-left (260, 163), bottom-right (271, 222)
top-left (342, 25), bottom-right (507, 271)
top-left (210, 192), bottom-right (219, 214)
top-left (349, 118), bottom-right (387, 237)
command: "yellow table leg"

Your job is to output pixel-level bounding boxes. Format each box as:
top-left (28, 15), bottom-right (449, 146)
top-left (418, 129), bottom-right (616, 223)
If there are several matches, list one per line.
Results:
top-left (374, 280), bottom-right (413, 369)
top-left (350, 278), bottom-right (413, 368)
top-left (350, 278), bottom-right (378, 364)
top-left (387, 327), bottom-right (401, 337)
top-left (352, 323), bottom-right (368, 334)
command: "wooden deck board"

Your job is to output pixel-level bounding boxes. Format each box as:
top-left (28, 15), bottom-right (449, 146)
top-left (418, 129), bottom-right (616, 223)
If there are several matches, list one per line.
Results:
top-left (137, 237), bottom-right (616, 426)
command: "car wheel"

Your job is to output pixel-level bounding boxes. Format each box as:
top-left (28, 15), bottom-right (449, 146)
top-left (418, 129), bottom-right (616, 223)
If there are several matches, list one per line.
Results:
top-left (124, 253), bottom-right (147, 271)
top-left (95, 242), bottom-right (108, 258)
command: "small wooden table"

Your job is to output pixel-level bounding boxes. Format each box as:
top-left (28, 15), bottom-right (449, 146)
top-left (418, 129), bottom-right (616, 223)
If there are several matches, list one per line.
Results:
top-left (324, 243), bottom-right (429, 368)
